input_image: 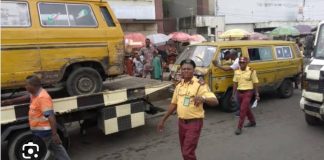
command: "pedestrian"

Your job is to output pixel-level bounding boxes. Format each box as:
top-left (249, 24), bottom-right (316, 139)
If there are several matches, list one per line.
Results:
top-left (157, 59), bottom-right (218, 160)
top-left (232, 57), bottom-right (260, 135)
top-left (140, 38), bottom-right (158, 78)
top-left (212, 49), bottom-right (241, 116)
top-left (212, 49), bottom-right (239, 71)
top-left (124, 54), bottom-right (134, 76)
top-left (152, 51), bottom-right (163, 80)
top-left (133, 51), bottom-right (144, 77)
top-left (166, 40), bottom-right (178, 67)
top-left (1, 75), bottom-right (71, 160)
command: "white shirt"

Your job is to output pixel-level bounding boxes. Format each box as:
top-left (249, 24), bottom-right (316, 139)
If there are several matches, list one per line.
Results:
top-left (133, 57), bottom-right (144, 70)
top-left (230, 58), bottom-right (239, 70)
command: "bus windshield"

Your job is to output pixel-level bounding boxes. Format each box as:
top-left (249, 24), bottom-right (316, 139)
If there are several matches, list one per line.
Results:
top-left (175, 45), bottom-right (217, 67)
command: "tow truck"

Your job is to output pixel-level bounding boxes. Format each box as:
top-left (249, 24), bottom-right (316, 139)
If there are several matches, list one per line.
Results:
top-left (1, 76), bottom-right (172, 160)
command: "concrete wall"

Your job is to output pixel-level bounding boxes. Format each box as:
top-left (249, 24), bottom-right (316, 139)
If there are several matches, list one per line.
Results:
top-left (303, 0), bottom-right (324, 21)
top-left (215, 0), bottom-right (324, 24)
top-left (107, 0), bottom-right (160, 34)
top-left (254, 20), bottom-right (320, 29)
top-left (108, 0), bottom-right (156, 19)
top-left (122, 23), bottom-right (157, 35)
top-left (197, 0), bottom-right (209, 15)
top-left (225, 24), bottom-right (254, 32)
top-left (163, 18), bottom-right (177, 34)
top-left (155, 0), bottom-right (164, 33)
top-left (196, 15), bottom-right (224, 28)
top-left (168, 0), bottom-right (197, 18)
top-left (208, 0), bottom-right (215, 15)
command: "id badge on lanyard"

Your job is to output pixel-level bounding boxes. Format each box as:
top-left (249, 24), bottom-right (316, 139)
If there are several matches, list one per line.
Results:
top-left (183, 96), bottom-right (190, 107)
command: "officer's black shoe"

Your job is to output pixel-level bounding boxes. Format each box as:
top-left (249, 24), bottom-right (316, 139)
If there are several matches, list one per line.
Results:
top-left (244, 122), bottom-right (256, 128)
top-left (235, 128), bottom-right (242, 135)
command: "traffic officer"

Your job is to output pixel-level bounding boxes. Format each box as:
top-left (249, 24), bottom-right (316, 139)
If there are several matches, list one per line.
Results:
top-left (232, 57), bottom-right (260, 135)
top-left (157, 59), bottom-right (218, 160)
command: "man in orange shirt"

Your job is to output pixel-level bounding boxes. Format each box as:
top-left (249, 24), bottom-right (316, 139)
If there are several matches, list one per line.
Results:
top-left (2, 75), bottom-right (70, 160)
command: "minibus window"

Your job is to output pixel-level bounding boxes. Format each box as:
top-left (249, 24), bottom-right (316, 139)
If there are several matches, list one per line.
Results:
top-left (1, 2), bottom-right (31, 27)
top-left (100, 6), bottom-right (116, 27)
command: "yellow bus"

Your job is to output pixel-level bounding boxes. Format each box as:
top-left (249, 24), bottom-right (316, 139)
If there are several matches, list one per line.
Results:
top-left (171, 40), bottom-right (303, 112)
top-left (1, 0), bottom-right (125, 96)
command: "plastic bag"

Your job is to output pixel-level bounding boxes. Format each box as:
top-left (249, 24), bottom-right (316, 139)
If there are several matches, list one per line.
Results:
top-left (251, 100), bottom-right (258, 108)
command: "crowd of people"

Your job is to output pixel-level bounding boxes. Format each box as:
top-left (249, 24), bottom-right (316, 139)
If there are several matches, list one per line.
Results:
top-left (124, 38), bottom-right (179, 80)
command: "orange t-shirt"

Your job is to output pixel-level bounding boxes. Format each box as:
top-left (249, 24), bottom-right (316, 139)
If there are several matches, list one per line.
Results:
top-left (29, 89), bottom-right (53, 131)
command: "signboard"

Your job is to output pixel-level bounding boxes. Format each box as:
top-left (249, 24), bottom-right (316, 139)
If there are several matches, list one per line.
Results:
top-left (108, 0), bottom-right (155, 20)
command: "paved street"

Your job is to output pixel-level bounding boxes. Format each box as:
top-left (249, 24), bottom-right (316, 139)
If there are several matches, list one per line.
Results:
top-left (68, 89), bottom-right (324, 160)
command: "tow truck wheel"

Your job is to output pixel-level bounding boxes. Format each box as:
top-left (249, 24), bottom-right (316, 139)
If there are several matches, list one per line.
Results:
top-left (66, 67), bottom-right (103, 96)
top-left (305, 113), bottom-right (321, 126)
top-left (8, 131), bottom-right (47, 160)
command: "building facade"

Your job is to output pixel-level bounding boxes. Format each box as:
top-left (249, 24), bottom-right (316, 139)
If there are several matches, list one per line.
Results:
top-left (165, 0), bottom-right (225, 40)
top-left (108, 0), bottom-right (163, 35)
top-left (165, 0), bottom-right (324, 39)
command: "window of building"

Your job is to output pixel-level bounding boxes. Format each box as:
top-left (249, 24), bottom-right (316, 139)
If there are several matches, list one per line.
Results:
top-left (248, 47), bottom-right (273, 61)
top-left (1, 1), bottom-right (31, 27)
top-left (38, 3), bottom-right (97, 27)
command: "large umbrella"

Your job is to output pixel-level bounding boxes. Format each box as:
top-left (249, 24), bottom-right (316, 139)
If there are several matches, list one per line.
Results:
top-left (125, 33), bottom-right (146, 48)
top-left (294, 25), bottom-right (312, 35)
top-left (270, 26), bottom-right (300, 37)
top-left (147, 33), bottom-right (170, 46)
top-left (190, 34), bottom-right (207, 42)
top-left (249, 32), bottom-right (269, 40)
top-left (168, 32), bottom-right (191, 42)
top-left (219, 29), bottom-right (251, 39)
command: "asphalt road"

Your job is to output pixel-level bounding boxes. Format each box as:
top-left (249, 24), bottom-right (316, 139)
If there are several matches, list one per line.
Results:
top-left (67, 89), bottom-right (324, 160)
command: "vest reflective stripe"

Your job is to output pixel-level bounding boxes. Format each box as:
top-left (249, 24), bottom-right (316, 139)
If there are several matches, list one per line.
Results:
top-left (30, 126), bottom-right (51, 130)
top-left (29, 120), bottom-right (50, 129)
top-left (42, 107), bottom-right (53, 112)
top-left (29, 117), bottom-right (48, 122)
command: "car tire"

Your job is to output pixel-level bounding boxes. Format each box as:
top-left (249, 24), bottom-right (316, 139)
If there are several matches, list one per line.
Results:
top-left (66, 67), bottom-right (103, 96)
top-left (305, 113), bottom-right (322, 126)
top-left (221, 89), bottom-right (239, 112)
top-left (278, 79), bottom-right (293, 98)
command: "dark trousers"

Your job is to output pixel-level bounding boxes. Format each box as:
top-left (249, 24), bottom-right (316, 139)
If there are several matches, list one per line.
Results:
top-left (178, 119), bottom-right (203, 160)
top-left (237, 90), bottom-right (256, 129)
top-left (43, 136), bottom-right (71, 160)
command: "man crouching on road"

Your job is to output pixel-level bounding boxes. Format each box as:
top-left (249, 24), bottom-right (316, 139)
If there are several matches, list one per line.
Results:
top-left (157, 59), bottom-right (218, 160)
top-left (2, 75), bottom-right (71, 160)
